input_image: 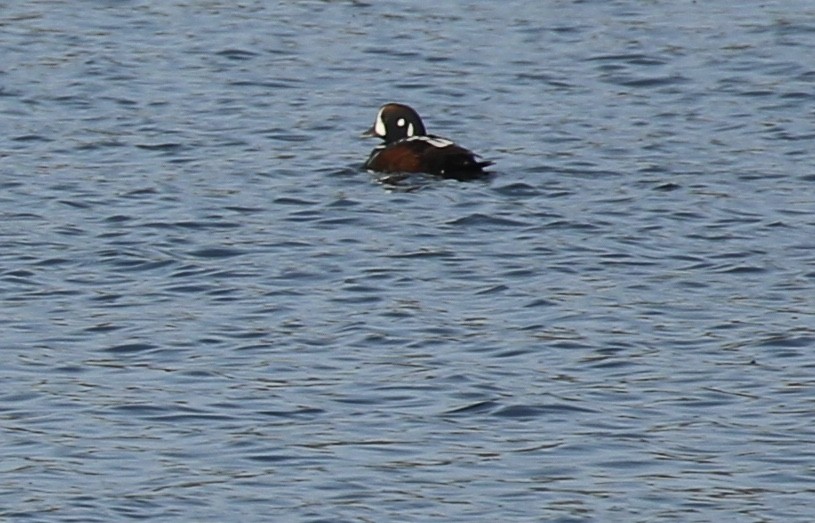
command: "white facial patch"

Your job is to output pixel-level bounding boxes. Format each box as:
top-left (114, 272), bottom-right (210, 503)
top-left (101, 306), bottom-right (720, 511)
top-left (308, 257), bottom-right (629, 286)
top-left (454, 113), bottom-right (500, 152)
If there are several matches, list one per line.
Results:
top-left (407, 123), bottom-right (414, 136)
top-left (397, 118), bottom-right (405, 127)
top-left (374, 109), bottom-right (386, 137)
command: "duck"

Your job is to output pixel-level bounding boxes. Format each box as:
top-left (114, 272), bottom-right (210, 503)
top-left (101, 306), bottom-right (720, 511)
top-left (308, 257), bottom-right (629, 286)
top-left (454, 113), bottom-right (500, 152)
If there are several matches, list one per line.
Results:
top-left (362, 103), bottom-right (492, 179)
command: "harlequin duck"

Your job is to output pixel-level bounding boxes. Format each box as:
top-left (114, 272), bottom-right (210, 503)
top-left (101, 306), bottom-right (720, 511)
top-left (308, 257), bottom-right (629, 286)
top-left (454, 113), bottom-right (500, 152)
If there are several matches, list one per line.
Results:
top-left (362, 103), bottom-right (493, 179)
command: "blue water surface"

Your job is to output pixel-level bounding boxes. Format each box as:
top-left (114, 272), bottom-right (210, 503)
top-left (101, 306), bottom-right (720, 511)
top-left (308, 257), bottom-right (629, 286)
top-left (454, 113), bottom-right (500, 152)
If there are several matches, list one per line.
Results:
top-left (1, 1), bottom-right (814, 521)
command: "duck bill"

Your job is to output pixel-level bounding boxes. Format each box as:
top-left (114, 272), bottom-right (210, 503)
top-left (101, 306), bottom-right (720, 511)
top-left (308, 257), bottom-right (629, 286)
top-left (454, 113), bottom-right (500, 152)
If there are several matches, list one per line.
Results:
top-left (361, 125), bottom-right (379, 138)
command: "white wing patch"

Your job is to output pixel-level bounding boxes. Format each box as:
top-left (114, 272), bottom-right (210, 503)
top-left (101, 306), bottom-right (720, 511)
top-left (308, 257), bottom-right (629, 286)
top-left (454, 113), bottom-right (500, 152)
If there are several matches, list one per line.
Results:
top-left (407, 135), bottom-right (454, 148)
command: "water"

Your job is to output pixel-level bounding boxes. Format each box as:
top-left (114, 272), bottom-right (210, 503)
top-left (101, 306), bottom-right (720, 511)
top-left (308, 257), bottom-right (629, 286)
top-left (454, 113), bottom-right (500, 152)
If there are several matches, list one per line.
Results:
top-left (2, 1), bottom-right (814, 521)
